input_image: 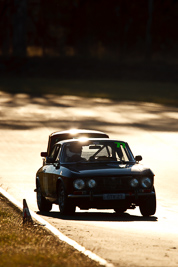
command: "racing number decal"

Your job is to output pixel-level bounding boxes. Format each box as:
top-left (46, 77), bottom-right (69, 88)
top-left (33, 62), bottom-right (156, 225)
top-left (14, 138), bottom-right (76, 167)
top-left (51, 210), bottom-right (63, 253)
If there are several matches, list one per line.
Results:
top-left (114, 142), bottom-right (126, 148)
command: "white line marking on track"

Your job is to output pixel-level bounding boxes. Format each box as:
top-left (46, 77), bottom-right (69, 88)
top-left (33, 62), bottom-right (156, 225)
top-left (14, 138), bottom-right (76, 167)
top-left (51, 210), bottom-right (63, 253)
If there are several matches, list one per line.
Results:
top-left (0, 187), bottom-right (114, 267)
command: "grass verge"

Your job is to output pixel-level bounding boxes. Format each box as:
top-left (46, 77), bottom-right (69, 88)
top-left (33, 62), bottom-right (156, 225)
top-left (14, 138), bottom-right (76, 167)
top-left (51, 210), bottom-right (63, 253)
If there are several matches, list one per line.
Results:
top-left (0, 194), bottom-right (100, 267)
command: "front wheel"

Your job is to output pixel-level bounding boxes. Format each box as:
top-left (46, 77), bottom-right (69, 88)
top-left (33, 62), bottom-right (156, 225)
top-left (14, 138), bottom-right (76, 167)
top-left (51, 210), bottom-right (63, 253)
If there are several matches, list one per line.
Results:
top-left (36, 182), bottom-right (52, 212)
top-left (114, 207), bottom-right (127, 214)
top-left (58, 183), bottom-right (75, 215)
top-left (139, 191), bottom-right (156, 216)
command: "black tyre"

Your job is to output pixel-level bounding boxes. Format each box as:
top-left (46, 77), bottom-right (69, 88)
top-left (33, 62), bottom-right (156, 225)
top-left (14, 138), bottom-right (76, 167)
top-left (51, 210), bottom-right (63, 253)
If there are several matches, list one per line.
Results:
top-left (139, 191), bottom-right (156, 216)
top-left (58, 183), bottom-right (75, 215)
top-left (114, 207), bottom-right (127, 214)
top-left (36, 182), bottom-right (52, 212)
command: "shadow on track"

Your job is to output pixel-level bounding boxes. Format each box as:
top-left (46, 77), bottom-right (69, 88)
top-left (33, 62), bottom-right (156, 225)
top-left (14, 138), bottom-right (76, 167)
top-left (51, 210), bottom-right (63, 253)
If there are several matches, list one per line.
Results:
top-left (36, 210), bottom-right (158, 222)
top-left (1, 92), bottom-right (178, 132)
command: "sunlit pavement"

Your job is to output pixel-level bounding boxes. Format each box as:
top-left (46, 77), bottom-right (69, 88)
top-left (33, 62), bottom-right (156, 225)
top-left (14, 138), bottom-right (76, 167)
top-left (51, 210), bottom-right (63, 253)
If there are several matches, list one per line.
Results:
top-left (0, 91), bottom-right (178, 266)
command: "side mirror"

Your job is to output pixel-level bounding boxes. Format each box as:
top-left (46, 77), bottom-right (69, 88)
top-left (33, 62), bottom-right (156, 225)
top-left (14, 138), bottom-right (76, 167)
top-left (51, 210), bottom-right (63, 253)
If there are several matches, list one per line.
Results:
top-left (54, 162), bottom-right (60, 169)
top-left (135, 155), bottom-right (142, 162)
top-left (41, 152), bottom-right (47, 157)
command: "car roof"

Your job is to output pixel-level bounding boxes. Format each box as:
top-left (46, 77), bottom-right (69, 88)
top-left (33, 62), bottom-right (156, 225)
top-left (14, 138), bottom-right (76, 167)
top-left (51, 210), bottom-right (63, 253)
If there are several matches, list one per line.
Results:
top-left (49, 129), bottom-right (109, 138)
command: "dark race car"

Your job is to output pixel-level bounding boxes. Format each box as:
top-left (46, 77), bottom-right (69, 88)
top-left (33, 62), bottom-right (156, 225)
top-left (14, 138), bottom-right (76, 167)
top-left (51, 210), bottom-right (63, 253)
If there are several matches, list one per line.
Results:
top-left (35, 138), bottom-right (156, 217)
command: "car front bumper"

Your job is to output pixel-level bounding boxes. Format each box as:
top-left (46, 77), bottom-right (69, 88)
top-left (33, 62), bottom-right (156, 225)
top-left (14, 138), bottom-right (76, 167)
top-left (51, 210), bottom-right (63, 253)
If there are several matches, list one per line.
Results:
top-left (68, 191), bottom-right (155, 199)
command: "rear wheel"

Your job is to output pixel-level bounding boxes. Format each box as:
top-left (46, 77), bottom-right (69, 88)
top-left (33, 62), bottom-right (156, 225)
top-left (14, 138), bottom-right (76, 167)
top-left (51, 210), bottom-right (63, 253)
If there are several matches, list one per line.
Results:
top-left (139, 190), bottom-right (156, 216)
top-left (36, 182), bottom-right (52, 212)
top-left (58, 183), bottom-right (75, 215)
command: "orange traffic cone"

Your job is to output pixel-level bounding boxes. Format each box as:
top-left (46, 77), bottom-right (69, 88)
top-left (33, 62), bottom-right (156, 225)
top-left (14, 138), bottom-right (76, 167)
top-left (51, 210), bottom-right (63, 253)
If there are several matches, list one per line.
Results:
top-left (23, 199), bottom-right (33, 225)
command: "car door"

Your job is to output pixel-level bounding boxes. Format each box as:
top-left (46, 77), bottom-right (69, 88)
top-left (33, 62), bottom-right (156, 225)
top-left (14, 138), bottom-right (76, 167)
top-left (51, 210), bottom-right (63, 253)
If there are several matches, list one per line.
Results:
top-left (46, 145), bottom-right (62, 198)
top-left (41, 164), bottom-right (53, 197)
top-left (39, 163), bottom-right (51, 198)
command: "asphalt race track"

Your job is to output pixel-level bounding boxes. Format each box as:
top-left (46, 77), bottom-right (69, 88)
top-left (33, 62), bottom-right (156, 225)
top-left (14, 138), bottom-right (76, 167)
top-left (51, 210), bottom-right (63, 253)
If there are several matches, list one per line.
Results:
top-left (0, 91), bottom-right (178, 266)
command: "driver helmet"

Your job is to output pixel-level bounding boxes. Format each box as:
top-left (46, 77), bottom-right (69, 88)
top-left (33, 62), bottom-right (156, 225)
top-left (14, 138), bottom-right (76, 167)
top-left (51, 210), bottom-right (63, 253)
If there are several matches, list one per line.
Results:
top-left (66, 143), bottom-right (82, 158)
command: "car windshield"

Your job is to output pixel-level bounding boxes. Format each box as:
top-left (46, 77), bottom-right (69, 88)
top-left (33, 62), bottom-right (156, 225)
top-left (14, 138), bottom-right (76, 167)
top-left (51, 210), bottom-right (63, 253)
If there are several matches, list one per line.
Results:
top-left (60, 140), bottom-right (135, 163)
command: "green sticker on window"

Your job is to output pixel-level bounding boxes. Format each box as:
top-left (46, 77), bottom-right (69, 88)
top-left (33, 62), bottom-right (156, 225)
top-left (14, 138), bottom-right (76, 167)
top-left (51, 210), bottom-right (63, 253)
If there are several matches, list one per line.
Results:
top-left (114, 142), bottom-right (125, 148)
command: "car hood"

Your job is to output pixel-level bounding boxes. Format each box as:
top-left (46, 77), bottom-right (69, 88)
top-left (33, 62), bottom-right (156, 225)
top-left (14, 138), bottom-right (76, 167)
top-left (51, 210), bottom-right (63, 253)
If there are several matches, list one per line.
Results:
top-left (65, 162), bottom-right (154, 177)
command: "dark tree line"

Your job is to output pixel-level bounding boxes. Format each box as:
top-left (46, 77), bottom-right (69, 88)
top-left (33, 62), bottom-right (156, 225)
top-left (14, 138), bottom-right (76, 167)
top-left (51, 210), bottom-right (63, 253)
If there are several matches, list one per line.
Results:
top-left (0, 0), bottom-right (178, 60)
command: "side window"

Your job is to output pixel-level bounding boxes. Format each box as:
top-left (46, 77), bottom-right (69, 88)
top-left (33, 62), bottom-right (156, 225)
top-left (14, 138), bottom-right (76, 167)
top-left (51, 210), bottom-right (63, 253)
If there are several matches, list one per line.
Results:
top-left (49, 146), bottom-right (57, 158)
top-left (48, 145), bottom-right (61, 162)
top-left (55, 146), bottom-right (62, 162)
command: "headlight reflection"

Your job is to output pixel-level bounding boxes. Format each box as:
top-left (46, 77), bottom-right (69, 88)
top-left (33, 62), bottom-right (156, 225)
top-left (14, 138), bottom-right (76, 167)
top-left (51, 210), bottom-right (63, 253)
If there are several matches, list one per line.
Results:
top-left (141, 177), bottom-right (152, 188)
top-left (87, 179), bottom-right (96, 188)
top-left (73, 179), bottom-right (85, 190)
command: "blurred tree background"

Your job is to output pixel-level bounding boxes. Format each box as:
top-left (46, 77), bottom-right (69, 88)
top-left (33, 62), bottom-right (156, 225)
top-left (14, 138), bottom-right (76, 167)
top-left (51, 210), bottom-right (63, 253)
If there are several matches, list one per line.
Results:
top-left (0, 0), bottom-right (177, 60)
top-left (0, 0), bottom-right (177, 103)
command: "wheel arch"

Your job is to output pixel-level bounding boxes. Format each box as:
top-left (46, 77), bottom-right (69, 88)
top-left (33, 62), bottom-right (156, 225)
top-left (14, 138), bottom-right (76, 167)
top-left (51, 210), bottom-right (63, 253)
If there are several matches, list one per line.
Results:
top-left (36, 176), bottom-right (40, 186)
top-left (56, 177), bottom-right (65, 196)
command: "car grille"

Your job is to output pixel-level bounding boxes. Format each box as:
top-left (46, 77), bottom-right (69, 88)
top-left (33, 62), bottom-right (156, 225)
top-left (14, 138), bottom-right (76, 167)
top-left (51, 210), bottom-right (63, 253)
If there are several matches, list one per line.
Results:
top-left (94, 176), bottom-right (134, 193)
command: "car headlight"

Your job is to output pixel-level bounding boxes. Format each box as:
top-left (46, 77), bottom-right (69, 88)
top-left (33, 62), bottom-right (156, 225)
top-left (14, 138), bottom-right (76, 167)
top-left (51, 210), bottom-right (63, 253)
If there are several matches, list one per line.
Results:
top-left (73, 179), bottom-right (85, 190)
top-left (141, 177), bottom-right (152, 188)
top-left (130, 178), bottom-right (139, 188)
top-left (87, 179), bottom-right (96, 188)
